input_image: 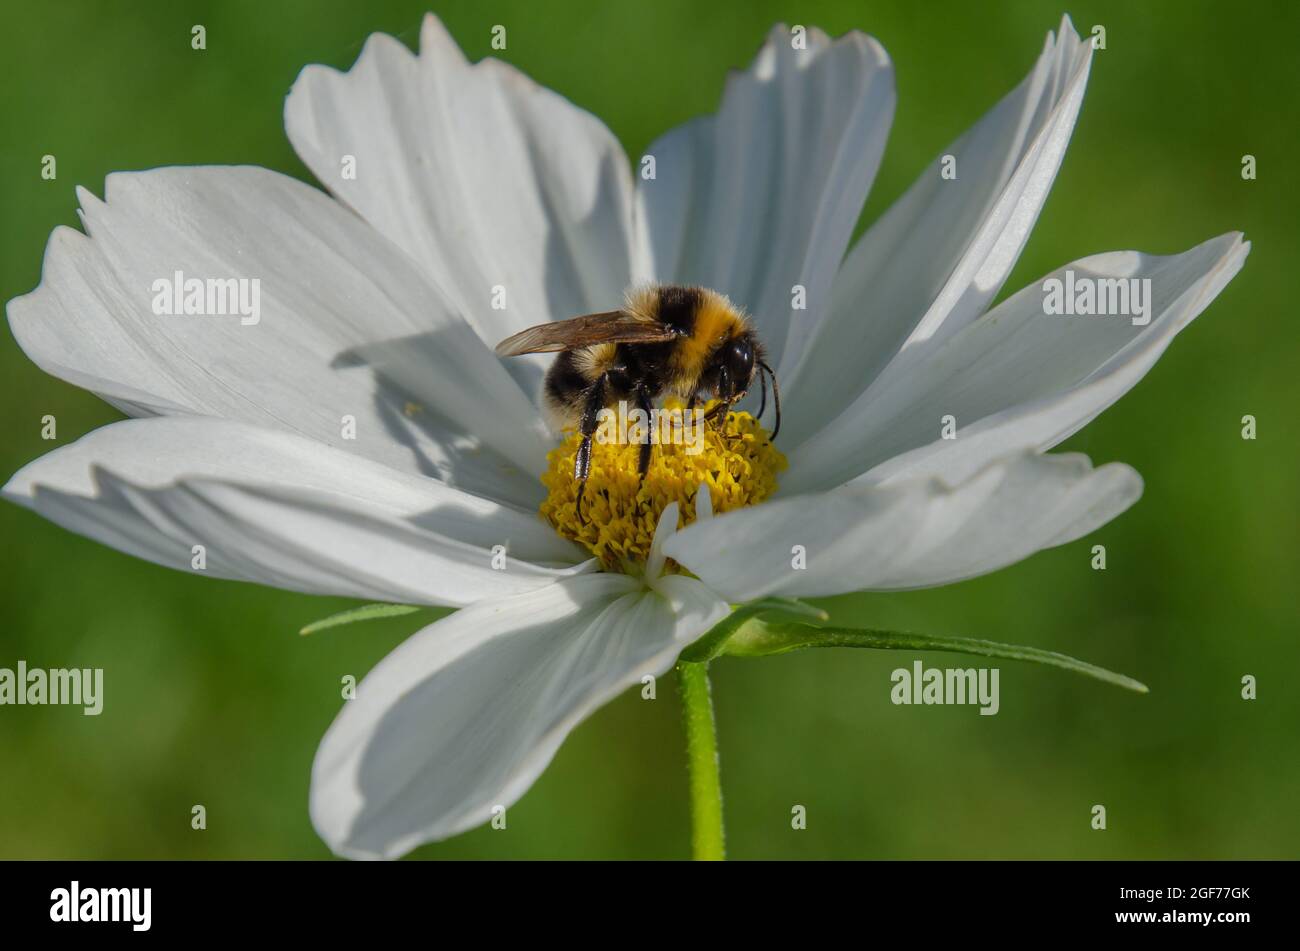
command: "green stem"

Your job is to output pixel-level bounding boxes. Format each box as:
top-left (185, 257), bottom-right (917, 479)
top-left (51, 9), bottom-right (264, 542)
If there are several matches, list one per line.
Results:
top-left (678, 660), bottom-right (725, 860)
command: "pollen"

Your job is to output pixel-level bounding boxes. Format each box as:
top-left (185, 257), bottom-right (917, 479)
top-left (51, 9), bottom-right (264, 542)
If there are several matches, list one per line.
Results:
top-left (540, 399), bottom-right (786, 571)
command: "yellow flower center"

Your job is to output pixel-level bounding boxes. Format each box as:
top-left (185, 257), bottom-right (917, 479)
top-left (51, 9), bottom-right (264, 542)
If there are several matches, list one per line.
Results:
top-left (540, 398), bottom-right (787, 571)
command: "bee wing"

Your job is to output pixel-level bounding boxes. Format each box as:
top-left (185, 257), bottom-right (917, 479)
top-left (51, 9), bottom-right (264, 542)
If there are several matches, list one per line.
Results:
top-left (494, 311), bottom-right (679, 356)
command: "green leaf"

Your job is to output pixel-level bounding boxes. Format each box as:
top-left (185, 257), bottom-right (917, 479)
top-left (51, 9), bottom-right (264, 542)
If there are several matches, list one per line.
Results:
top-left (721, 619), bottom-right (1148, 694)
top-left (298, 602), bottom-right (422, 636)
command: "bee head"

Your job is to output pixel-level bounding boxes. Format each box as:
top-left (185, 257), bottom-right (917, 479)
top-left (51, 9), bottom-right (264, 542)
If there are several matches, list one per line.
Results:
top-left (701, 327), bottom-right (780, 440)
top-left (708, 332), bottom-right (757, 401)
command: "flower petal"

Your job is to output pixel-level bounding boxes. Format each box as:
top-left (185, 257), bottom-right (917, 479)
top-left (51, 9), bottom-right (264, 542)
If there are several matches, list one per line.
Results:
top-left (644, 501), bottom-right (680, 583)
top-left (285, 13), bottom-right (641, 400)
top-left (665, 451), bottom-right (1141, 600)
top-left (311, 572), bottom-right (728, 858)
top-left (5, 418), bottom-right (589, 607)
top-left (780, 15), bottom-right (1091, 444)
top-left (788, 232), bottom-right (1249, 493)
top-left (6, 164), bottom-right (549, 507)
top-left (635, 23), bottom-right (895, 378)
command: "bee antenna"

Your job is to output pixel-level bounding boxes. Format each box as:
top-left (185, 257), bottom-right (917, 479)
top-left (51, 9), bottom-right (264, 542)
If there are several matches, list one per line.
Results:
top-left (756, 360), bottom-right (768, 421)
top-left (759, 360), bottom-right (780, 440)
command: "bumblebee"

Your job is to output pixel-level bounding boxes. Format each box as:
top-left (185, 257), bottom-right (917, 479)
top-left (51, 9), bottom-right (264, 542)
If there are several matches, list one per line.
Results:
top-left (495, 284), bottom-right (780, 519)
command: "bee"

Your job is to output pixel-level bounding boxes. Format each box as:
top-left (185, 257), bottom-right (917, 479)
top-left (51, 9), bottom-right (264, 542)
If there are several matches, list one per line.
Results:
top-left (495, 284), bottom-right (780, 520)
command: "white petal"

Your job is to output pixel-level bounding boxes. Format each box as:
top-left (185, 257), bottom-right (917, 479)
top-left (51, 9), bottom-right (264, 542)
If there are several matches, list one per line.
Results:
top-left (695, 482), bottom-right (714, 522)
top-left (643, 501), bottom-right (679, 583)
top-left (6, 164), bottom-right (549, 507)
top-left (789, 232), bottom-right (1249, 493)
top-left (665, 451), bottom-right (1141, 601)
top-left (5, 418), bottom-right (589, 607)
top-left (285, 13), bottom-right (641, 400)
top-left (780, 16), bottom-right (1091, 445)
top-left (635, 23), bottom-right (894, 379)
top-left (311, 572), bottom-right (728, 858)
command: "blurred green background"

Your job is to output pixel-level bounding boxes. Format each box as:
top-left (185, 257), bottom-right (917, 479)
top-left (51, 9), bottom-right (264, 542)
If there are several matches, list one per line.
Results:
top-left (1, 0), bottom-right (1296, 859)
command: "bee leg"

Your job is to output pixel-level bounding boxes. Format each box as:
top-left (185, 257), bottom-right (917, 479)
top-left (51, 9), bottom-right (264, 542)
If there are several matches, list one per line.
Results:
top-left (685, 394), bottom-right (714, 440)
top-left (708, 367), bottom-right (731, 431)
top-left (574, 375), bottom-right (609, 525)
top-left (633, 386), bottom-right (654, 517)
top-left (703, 399), bottom-right (734, 426)
top-left (574, 477), bottom-right (589, 526)
top-left (701, 399), bottom-right (741, 445)
top-left (635, 386), bottom-right (654, 479)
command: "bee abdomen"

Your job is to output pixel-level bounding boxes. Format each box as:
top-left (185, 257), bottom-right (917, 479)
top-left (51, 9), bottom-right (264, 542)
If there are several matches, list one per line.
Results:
top-left (547, 346), bottom-right (629, 430)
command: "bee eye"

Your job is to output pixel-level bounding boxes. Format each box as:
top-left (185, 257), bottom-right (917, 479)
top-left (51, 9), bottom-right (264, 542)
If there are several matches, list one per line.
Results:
top-left (713, 338), bottom-right (755, 400)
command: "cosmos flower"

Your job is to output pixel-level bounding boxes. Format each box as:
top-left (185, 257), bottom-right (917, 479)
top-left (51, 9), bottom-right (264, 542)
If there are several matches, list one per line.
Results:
top-left (4, 13), bottom-right (1246, 859)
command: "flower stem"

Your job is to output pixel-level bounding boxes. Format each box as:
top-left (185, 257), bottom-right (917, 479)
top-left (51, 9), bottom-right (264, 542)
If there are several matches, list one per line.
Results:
top-left (677, 660), bottom-right (725, 860)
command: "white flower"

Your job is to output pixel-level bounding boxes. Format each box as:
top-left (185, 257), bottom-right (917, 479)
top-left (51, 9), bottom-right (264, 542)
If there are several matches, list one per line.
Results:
top-left (4, 14), bottom-right (1246, 859)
